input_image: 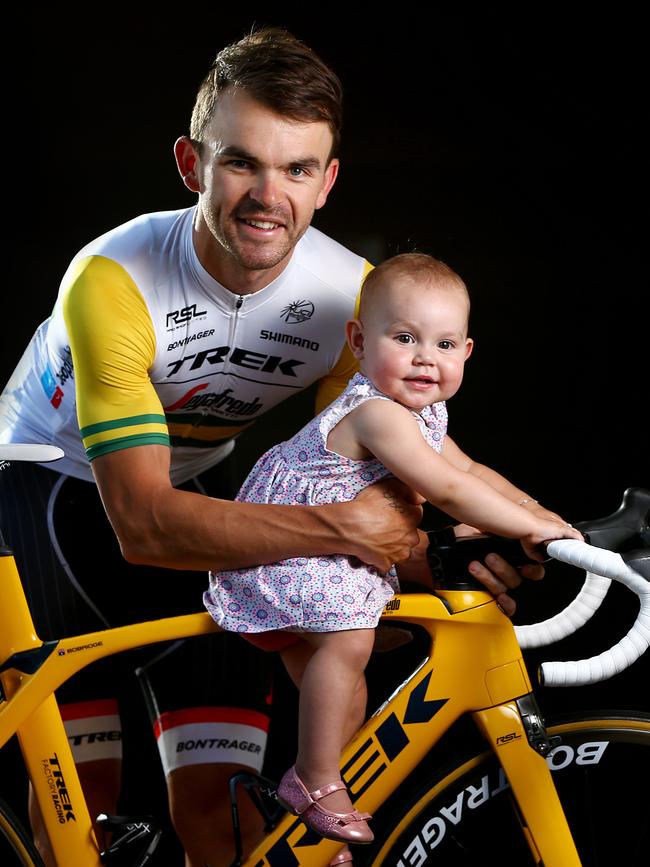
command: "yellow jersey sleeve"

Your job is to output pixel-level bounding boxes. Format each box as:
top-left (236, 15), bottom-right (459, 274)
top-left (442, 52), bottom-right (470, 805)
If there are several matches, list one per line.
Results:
top-left (314, 259), bottom-right (373, 414)
top-left (62, 255), bottom-right (169, 461)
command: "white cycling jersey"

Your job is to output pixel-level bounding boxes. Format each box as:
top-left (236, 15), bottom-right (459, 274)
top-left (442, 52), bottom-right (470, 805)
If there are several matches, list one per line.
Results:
top-left (0, 207), bottom-right (369, 483)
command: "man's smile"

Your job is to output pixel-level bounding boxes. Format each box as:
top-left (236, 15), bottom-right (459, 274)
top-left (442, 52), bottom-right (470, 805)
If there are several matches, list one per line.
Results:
top-left (243, 219), bottom-right (282, 230)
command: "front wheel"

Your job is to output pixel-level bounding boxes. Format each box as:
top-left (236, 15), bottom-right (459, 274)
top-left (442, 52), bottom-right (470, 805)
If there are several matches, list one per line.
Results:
top-left (361, 714), bottom-right (650, 866)
top-left (0, 797), bottom-right (45, 867)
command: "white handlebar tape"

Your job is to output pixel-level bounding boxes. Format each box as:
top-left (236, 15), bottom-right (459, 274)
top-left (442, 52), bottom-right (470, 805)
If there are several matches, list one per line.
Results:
top-left (0, 443), bottom-right (64, 463)
top-left (515, 539), bottom-right (650, 686)
top-left (515, 574), bottom-right (611, 648)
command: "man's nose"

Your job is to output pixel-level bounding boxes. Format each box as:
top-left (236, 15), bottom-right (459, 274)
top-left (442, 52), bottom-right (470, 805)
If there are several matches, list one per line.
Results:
top-left (249, 171), bottom-right (281, 208)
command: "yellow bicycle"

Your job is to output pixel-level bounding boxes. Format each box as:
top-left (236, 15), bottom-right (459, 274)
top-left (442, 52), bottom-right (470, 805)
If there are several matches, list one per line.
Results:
top-left (1, 444), bottom-right (648, 866)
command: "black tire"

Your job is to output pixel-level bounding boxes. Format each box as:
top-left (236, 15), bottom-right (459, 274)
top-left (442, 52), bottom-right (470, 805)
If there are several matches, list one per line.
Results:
top-left (359, 713), bottom-right (650, 866)
top-left (0, 797), bottom-right (44, 867)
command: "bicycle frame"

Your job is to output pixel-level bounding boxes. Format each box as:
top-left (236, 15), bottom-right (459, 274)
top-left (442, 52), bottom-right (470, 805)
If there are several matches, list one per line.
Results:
top-left (0, 541), bottom-right (583, 867)
top-left (246, 590), bottom-right (581, 866)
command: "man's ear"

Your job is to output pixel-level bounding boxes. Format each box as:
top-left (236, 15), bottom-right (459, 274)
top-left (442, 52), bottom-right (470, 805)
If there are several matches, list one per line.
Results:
top-left (346, 319), bottom-right (365, 359)
top-left (315, 158), bottom-right (339, 210)
top-left (174, 136), bottom-right (202, 193)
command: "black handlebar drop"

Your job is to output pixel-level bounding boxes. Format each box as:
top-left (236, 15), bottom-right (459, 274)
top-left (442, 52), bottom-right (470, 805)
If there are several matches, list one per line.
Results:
top-left (574, 487), bottom-right (650, 552)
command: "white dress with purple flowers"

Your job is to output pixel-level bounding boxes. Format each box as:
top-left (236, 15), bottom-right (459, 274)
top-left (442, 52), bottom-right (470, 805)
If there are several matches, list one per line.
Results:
top-left (203, 373), bottom-right (448, 635)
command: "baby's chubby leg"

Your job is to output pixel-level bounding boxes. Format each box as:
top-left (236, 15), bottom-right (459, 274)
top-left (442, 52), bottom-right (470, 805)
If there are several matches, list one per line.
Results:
top-left (283, 629), bottom-right (375, 816)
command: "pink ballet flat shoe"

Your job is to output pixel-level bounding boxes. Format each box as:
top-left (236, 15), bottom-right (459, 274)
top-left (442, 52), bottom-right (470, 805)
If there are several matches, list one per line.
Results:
top-left (277, 766), bottom-right (374, 844)
top-left (329, 847), bottom-right (353, 864)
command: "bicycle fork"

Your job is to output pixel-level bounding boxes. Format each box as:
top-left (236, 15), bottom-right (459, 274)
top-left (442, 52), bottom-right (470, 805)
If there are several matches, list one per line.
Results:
top-left (474, 697), bottom-right (581, 866)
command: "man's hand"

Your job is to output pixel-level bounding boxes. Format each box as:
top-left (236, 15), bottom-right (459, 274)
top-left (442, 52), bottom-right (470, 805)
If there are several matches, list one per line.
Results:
top-left (467, 554), bottom-right (544, 616)
top-left (453, 523), bottom-right (544, 616)
top-left (395, 530), bottom-right (434, 587)
top-left (348, 479), bottom-right (424, 572)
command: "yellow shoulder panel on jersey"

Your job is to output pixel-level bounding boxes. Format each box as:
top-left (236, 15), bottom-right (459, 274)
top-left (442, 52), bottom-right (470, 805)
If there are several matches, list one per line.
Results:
top-left (61, 255), bottom-right (169, 460)
top-left (314, 258), bottom-right (373, 414)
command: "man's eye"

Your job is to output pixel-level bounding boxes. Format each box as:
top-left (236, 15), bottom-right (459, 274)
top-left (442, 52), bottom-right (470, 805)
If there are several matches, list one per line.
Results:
top-left (395, 334), bottom-right (415, 344)
top-left (227, 160), bottom-right (250, 169)
top-left (288, 166), bottom-right (306, 177)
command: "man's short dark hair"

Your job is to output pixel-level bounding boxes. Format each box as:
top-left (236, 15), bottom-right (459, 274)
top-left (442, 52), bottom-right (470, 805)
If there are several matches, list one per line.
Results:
top-left (190, 27), bottom-right (343, 160)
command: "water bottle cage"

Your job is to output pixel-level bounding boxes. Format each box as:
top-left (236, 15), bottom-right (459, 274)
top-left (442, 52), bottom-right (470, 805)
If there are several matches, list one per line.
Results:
top-left (97, 813), bottom-right (162, 866)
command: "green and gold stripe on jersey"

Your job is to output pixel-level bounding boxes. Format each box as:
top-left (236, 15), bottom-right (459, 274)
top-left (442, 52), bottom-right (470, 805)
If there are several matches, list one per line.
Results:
top-left (80, 414), bottom-right (170, 460)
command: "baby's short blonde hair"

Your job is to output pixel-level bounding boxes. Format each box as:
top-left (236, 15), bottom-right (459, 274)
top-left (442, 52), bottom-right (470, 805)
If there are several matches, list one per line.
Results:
top-left (359, 252), bottom-right (469, 321)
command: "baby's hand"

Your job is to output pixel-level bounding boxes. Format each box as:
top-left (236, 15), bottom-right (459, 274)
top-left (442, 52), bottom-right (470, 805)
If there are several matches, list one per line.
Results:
top-left (521, 520), bottom-right (583, 561)
top-left (521, 501), bottom-right (572, 528)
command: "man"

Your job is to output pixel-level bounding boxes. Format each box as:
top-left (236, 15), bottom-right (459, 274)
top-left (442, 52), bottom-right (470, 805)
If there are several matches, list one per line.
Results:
top-left (0, 28), bottom-right (537, 866)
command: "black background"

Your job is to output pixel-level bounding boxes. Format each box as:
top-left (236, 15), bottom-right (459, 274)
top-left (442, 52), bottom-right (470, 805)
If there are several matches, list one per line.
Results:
top-left (3, 6), bottom-right (648, 861)
top-left (5, 8), bottom-right (646, 513)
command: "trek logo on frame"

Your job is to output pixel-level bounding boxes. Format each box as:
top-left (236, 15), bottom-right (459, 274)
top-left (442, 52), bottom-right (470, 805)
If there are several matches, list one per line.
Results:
top-left (42, 753), bottom-right (76, 824)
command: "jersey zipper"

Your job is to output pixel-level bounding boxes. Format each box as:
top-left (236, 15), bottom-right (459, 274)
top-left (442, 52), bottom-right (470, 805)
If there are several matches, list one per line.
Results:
top-left (227, 294), bottom-right (244, 349)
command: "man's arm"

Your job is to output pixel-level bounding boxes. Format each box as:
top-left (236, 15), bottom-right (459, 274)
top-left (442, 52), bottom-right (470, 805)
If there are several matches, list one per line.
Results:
top-left (95, 442), bottom-right (541, 615)
top-left (92, 444), bottom-right (423, 573)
